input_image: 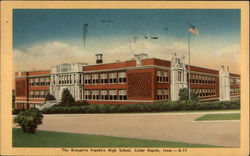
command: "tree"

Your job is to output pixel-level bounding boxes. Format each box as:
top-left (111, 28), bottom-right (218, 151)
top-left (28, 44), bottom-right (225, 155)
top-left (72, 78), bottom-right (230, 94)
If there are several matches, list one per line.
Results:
top-left (178, 88), bottom-right (198, 101)
top-left (14, 108), bottom-right (43, 134)
top-left (45, 94), bottom-right (56, 101)
top-left (61, 89), bottom-right (75, 106)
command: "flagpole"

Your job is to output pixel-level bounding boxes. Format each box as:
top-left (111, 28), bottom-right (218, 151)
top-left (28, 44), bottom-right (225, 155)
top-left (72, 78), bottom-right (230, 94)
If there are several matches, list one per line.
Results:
top-left (187, 22), bottom-right (191, 101)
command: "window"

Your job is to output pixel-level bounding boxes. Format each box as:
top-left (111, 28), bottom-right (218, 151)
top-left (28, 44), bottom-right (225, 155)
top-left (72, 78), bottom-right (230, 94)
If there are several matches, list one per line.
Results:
top-left (199, 75), bottom-right (202, 84)
top-left (163, 89), bottom-right (169, 99)
top-left (109, 73), bottom-right (117, 84)
top-left (84, 75), bottom-right (91, 85)
top-left (118, 72), bottom-right (126, 83)
top-left (100, 73), bottom-right (108, 84)
top-left (92, 90), bottom-right (99, 100)
top-left (45, 77), bottom-right (50, 85)
top-left (230, 78), bottom-right (235, 85)
top-left (59, 76), bottom-right (61, 84)
top-left (35, 91), bottom-right (39, 98)
top-left (100, 90), bottom-right (108, 100)
top-left (195, 75), bottom-right (199, 83)
top-left (72, 74), bottom-right (75, 84)
top-left (163, 71), bottom-right (169, 82)
top-left (157, 89), bottom-right (163, 100)
top-left (202, 76), bottom-right (205, 84)
top-left (157, 71), bottom-right (162, 82)
top-left (118, 90), bottom-right (126, 100)
top-left (236, 79), bottom-right (240, 85)
top-left (109, 90), bottom-right (117, 100)
top-left (203, 88), bottom-right (206, 96)
top-left (29, 79), bottom-right (34, 86)
top-left (230, 88), bottom-right (233, 94)
top-left (197, 89), bottom-right (201, 97)
top-left (41, 90), bottom-right (45, 98)
top-left (35, 78), bottom-right (39, 86)
top-left (44, 91), bottom-right (49, 97)
top-left (212, 77), bottom-right (215, 84)
top-left (79, 74), bottom-right (82, 84)
top-left (92, 74), bottom-right (99, 84)
top-left (209, 76), bottom-right (212, 84)
top-left (29, 91), bottom-right (34, 98)
top-left (204, 76), bottom-right (208, 84)
top-left (84, 90), bottom-right (91, 99)
top-left (40, 77), bottom-right (45, 85)
top-left (178, 71), bottom-right (182, 82)
top-left (52, 76), bottom-right (55, 84)
top-left (191, 75), bottom-right (195, 84)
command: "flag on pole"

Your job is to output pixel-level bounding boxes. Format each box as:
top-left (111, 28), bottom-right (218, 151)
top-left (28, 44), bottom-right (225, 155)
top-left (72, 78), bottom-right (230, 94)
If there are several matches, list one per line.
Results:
top-left (188, 24), bottom-right (199, 35)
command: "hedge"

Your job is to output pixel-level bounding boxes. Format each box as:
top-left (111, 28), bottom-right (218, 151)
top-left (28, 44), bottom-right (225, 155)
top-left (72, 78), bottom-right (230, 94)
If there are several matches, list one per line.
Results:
top-left (12, 108), bottom-right (22, 115)
top-left (41, 100), bottom-right (240, 114)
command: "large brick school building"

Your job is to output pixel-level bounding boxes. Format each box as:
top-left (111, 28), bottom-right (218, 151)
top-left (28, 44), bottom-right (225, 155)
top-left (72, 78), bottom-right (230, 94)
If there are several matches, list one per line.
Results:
top-left (15, 53), bottom-right (240, 109)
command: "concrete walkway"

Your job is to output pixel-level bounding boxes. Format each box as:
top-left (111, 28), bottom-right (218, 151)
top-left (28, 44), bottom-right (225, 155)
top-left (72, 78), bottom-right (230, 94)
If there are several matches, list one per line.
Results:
top-left (15, 111), bottom-right (240, 147)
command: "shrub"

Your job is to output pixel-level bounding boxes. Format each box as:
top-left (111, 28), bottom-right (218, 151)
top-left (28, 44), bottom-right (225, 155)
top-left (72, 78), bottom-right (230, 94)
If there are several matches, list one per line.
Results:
top-left (86, 104), bottom-right (99, 113)
top-left (61, 89), bottom-right (75, 106)
top-left (41, 100), bottom-right (240, 114)
top-left (179, 88), bottom-right (198, 102)
top-left (45, 94), bottom-right (56, 101)
top-left (71, 101), bottom-right (89, 106)
top-left (12, 108), bottom-right (21, 115)
top-left (14, 108), bottom-right (43, 134)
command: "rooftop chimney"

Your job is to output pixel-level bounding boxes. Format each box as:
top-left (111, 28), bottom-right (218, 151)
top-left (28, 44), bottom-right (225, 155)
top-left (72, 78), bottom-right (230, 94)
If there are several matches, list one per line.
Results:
top-left (134, 53), bottom-right (148, 67)
top-left (95, 53), bottom-right (103, 64)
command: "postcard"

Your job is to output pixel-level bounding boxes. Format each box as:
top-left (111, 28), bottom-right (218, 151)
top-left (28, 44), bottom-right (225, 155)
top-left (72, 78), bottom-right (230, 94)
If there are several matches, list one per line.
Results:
top-left (0, 1), bottom-right (249, 156)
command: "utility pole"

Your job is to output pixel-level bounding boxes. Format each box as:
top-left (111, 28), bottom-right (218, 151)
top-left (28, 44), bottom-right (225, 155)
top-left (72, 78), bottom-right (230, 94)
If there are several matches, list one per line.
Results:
top-left (187, 22), bottom-right (191, 101)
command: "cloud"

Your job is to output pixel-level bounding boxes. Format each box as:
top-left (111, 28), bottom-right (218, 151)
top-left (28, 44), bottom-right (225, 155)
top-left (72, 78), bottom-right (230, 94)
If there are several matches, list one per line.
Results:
top-left (13, 41), bottom-right (95, 71)
top-left (13, 40), bottom-right (240, 74)
top-left (189, 44), bottom-right (240, 73)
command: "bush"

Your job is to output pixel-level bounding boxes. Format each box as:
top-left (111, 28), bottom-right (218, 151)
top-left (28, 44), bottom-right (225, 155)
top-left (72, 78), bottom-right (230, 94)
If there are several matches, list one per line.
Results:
top-left (12, 108), bottom-right (21, 115)
top-left (45, 94), bottom-right (56, 101)
top-left (179, 88), bottom-right (198, 102)
top-left (61, 89), bottom-right (75, 106)
top-left (14, 108), bottom-right (43, 134)
top-left (41, 100), bottom-right (240, 114)
top-left (71, 101), bottom-right (89, 106)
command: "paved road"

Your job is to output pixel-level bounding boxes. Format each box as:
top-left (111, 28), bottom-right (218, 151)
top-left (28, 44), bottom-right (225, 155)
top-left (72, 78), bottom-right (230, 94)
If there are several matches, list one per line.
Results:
top-left (15, 111), bottom-right (240, 147)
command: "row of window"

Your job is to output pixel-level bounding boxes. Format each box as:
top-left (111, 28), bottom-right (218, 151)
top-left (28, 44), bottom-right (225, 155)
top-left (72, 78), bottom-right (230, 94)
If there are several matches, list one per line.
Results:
top-left (28, 73), bottom-right (218, 87)
top-left (191, 88), bottom-right (216, 97)
top-left (29, 90), bottom-right (49, 98)
top-left (230, 78), bottom-right (240, 85)
top-left (83, 89), bottom-right (127, 100)
top-left (15, 103), bottom-right (37, 110)
top-left (55, 74), bottom-right (83, 85)
top-left (157, 71), bottom-right (169, 83)
top-left (29, 77), bottom-right (50, 86)
top-left (84, 72), bottom-right (126, 85)
top-left (189, 74), bottom-right (216, 85)
top-left (157, 88), bottom-right (169, 100)
top-left (230, 88), bottom-right (240, 94)
top-left (15, 103), bottom-right (27, 110)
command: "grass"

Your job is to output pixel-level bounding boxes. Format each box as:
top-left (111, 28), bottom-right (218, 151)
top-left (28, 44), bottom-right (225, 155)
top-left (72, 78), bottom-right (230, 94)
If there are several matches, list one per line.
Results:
top-left (195, 113), bottom-right (240, 121)
top-left (127, 109), bottom-right (240, 114)
top-left (13, 128), bottom-right (220, 148)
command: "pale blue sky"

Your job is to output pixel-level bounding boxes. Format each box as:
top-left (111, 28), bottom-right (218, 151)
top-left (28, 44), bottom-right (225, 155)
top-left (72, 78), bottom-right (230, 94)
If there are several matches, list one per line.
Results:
top-left (13, 9), bottom-right (240, 74)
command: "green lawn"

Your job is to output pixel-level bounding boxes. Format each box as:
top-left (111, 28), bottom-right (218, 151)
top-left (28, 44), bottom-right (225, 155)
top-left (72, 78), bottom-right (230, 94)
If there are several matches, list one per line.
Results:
top-left (195, 113), bottom-right (240, 121)
top-left (13, 128), bottom-right (220, 148)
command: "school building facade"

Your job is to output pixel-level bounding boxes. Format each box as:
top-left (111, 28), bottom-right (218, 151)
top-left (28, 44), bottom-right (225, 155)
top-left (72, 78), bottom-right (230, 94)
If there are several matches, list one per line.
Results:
top-left (15, 53), bottom-right (240, 109)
